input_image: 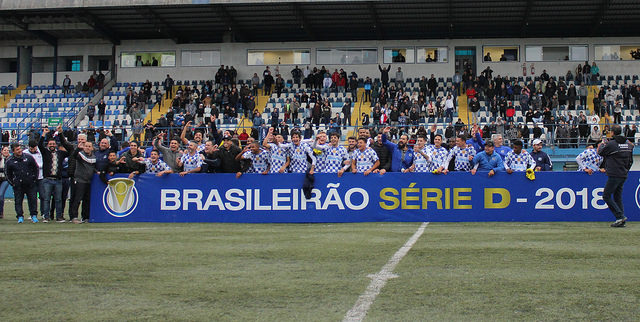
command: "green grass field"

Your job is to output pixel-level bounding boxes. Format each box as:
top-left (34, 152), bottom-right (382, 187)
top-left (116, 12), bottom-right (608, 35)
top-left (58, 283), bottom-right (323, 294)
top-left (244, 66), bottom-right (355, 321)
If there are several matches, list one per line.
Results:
top-left (1, 208), bottom-right (639, 321)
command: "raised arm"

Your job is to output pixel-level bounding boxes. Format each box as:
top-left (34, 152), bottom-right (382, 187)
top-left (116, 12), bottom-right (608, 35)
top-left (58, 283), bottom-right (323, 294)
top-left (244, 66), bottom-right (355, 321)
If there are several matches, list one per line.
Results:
top-left (180, 121), bottom-right (192, 145)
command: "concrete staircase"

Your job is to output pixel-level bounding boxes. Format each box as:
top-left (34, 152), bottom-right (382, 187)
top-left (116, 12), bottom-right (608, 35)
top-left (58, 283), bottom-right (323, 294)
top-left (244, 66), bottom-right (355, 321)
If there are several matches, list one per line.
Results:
top-left (0, 84), bottom-right (27, 108)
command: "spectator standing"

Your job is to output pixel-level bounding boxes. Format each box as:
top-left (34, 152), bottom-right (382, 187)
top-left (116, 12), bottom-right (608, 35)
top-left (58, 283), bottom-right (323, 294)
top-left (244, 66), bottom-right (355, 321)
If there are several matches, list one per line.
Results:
top-left (164, 74), bottom-right (174, 99)
top-left (0, 146), bottom-right (10, 219)
top-left (378, 64), bottom-right (391, 88)
top-left (6, 143), bottom-right (39, 223)
top-left (63, 75), bottom-right (71, 95)
top-left (97, 99), bottom-right (106, 122)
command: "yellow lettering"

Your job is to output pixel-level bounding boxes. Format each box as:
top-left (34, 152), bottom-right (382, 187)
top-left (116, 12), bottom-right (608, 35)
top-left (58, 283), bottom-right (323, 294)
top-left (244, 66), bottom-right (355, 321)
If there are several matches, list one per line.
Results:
top-left (379, 188), bottom-right (399, 210)
top-left (401, 183), bottom-right (420, 209)
top-left (445, 188), bottom-right (451, 209)
top-left (484, 188), bottom-right (510, 209)
top-left (453, 188), bottom-right (472, 209)
top-left (421, 188), bottom-right (443, 209)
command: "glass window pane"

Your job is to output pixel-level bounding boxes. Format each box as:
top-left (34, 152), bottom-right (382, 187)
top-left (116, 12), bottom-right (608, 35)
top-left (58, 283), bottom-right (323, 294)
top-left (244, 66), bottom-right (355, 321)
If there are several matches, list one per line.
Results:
top-left (362, 49), bottom-right (378, 64)
top-left (570, 46), bottom-right (588, 61)
top-left (121, 53), bottom-right (136, 67)
top-left (595, 45), bottom-right (620, 60)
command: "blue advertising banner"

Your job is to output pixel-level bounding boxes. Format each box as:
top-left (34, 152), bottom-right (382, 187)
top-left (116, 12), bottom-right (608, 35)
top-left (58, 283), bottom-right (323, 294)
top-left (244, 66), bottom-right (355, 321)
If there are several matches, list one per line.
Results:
top-left (89, 172), bottom-right (640, 223)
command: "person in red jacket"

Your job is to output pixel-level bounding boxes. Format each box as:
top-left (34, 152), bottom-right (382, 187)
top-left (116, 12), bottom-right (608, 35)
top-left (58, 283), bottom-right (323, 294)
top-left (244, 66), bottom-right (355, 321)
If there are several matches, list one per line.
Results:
top-left (336, 75), bottom-right (346, 93)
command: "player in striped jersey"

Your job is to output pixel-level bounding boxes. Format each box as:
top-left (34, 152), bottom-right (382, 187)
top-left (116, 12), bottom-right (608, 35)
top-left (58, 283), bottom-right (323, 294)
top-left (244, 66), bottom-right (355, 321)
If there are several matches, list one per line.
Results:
top-left (576, 145), bottom-right (604, 174)
top-left (262, 127), bottom-right (290, 173)
top-left (440, 134), bottom-right (476, 173)
top-left (341, 136), bottom-right (358, 175)
top-left (504, 140), bottom-right (535, 173)
top-left (314, 132), bottom-right (349, 175)
top-left (288, 131), bottom-right (316, 174)
top-left (236, 141), bottom-right (271, 175)
top-left (427, 134), bottom-right (449, 173)
top-left (405, 135), bottom-right (431, 173)
top-left (312, 131), bottom-right (329, 172)
top-left (351, 137), bottom-right (380, 175)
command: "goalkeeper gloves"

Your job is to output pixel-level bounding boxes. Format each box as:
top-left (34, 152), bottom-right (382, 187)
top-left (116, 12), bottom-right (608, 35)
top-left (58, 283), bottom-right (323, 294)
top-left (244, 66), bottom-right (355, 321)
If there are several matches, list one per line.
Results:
top-left (526, 168), bottom-right (536, 181)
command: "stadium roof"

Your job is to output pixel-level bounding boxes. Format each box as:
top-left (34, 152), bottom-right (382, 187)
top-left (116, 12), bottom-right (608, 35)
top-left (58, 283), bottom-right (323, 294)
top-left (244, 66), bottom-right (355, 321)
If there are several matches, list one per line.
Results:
top-left (0, 0), bottom-right (638, 45)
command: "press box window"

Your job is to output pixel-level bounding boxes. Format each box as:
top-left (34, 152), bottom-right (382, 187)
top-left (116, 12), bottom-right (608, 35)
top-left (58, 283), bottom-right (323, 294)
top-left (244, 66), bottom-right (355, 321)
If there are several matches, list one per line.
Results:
top-left (121, 52), bottom-right (176, 67)
top-left (247, 50), bottom-right (310, 66)
top-left (525, 46), bottom-right (588, 61)
top-left (595, 45), bottom-right (640, 61)
top-left (383, 48), bottom-right (415, 64)
top-left (417, 47), bottom-right (448, 63)
top-left (483, 46), bottom-right (519, 62)
top-left (316, 49), bottom-right (378, 65)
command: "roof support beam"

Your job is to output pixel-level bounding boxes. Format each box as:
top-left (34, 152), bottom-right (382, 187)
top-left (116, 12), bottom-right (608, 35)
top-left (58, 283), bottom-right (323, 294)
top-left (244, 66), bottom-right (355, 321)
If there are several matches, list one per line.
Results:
top-left (135, 7), bottom-right (181, 43)
top-left (291, 3), bottom-right (316, 40)
top-left (520, 0), bottom-right (533, 37)
top-left (212, 5), bottom-right (247, 42)
top-left (589, 0), bottom-right (611, 36)
top-left (73, 10), bottom-right (121, 45)
top-left (367, 1), bottom-right (384, 39)
top-left (447, 0), bottom-right (453, 38)
top-left (4, 16), bottom-right (57, 46)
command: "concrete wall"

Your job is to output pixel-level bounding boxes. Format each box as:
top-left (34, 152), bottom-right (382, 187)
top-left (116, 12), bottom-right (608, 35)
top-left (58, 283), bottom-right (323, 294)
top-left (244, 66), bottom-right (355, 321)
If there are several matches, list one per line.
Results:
top-left (0, 36), bottom-right (639, 85)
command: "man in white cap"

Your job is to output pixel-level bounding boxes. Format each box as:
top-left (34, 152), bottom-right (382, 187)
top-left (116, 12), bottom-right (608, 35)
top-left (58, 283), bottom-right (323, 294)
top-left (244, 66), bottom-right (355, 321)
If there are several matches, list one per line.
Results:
top-left (529, 139), bottom-right (552, 171)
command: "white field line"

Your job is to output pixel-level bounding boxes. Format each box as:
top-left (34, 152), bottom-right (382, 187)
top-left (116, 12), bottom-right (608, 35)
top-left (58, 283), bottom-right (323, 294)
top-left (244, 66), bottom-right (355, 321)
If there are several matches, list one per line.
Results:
top-left (2, 227), bottom-right (165, 234)
top-left (343, 222), bottom-right (429, 322)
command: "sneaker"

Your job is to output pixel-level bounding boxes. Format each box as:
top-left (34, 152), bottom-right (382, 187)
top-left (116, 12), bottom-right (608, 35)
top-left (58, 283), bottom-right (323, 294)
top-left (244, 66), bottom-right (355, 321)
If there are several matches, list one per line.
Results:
top-left (56, 218), bottom-right (66, 223)
top-left (82, 219), bottom-right (89, 224)
top-left (42, 218), bottom-right (49, 223)
top-left (17, 217), bottom-right (24, 224)
top-left (71, 218), bottom-right (81, 224)
top-left (611, 217), bottom-right (627, 228)
top-left (31, 215), bottom-right (39, 223)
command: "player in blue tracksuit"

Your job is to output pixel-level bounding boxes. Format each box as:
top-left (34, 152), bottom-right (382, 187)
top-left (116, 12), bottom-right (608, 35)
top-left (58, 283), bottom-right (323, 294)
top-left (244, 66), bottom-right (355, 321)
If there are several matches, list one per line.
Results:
top-left (471, 141), bottom-right (504, 177)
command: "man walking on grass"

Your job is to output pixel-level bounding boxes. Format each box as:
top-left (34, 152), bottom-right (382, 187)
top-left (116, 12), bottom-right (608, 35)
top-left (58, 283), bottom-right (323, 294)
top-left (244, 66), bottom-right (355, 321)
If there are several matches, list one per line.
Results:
top-left (597, 124), bottom-right (634, 227)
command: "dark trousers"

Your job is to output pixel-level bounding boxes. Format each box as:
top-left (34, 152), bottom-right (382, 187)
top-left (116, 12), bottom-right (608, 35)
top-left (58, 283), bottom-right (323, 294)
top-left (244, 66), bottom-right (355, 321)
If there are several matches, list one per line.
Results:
top-left (13, 184), bottom-right (38, 219)
top-left (50, 177), bottom-right (70, 220)
top-left (602, 176), bottom-right (626, 220)
top-left (70, 181), bottom-right (91, 220)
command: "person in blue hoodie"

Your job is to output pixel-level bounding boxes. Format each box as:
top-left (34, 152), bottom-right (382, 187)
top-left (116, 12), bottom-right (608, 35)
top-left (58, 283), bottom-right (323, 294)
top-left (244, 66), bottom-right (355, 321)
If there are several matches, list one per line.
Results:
top-left (471, 141), bottom-right (504, 177)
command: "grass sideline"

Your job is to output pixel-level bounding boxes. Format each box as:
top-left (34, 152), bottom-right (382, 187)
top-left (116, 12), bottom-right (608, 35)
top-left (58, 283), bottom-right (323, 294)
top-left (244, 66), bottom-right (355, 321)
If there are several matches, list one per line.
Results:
top-left (1, 213), bottom-right (639, 321)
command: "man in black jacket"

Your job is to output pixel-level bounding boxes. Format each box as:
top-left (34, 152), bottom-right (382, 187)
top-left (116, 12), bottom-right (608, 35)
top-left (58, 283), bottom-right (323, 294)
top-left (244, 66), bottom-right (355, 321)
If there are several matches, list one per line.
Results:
top-left (200, 140), bottom-right (221, 173)
top-left (70, 141), bottom-right (97, 224)
top-left (372, 133), bottom-right (391, 174)
top-left (39, 127), bottom-right (70, 222)
top-left (212, 136), bottom-right (242, 174)
top-left (598, 124), bottom-right (634, 227)
top-left (6, 143), bottom-right (39, 223)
